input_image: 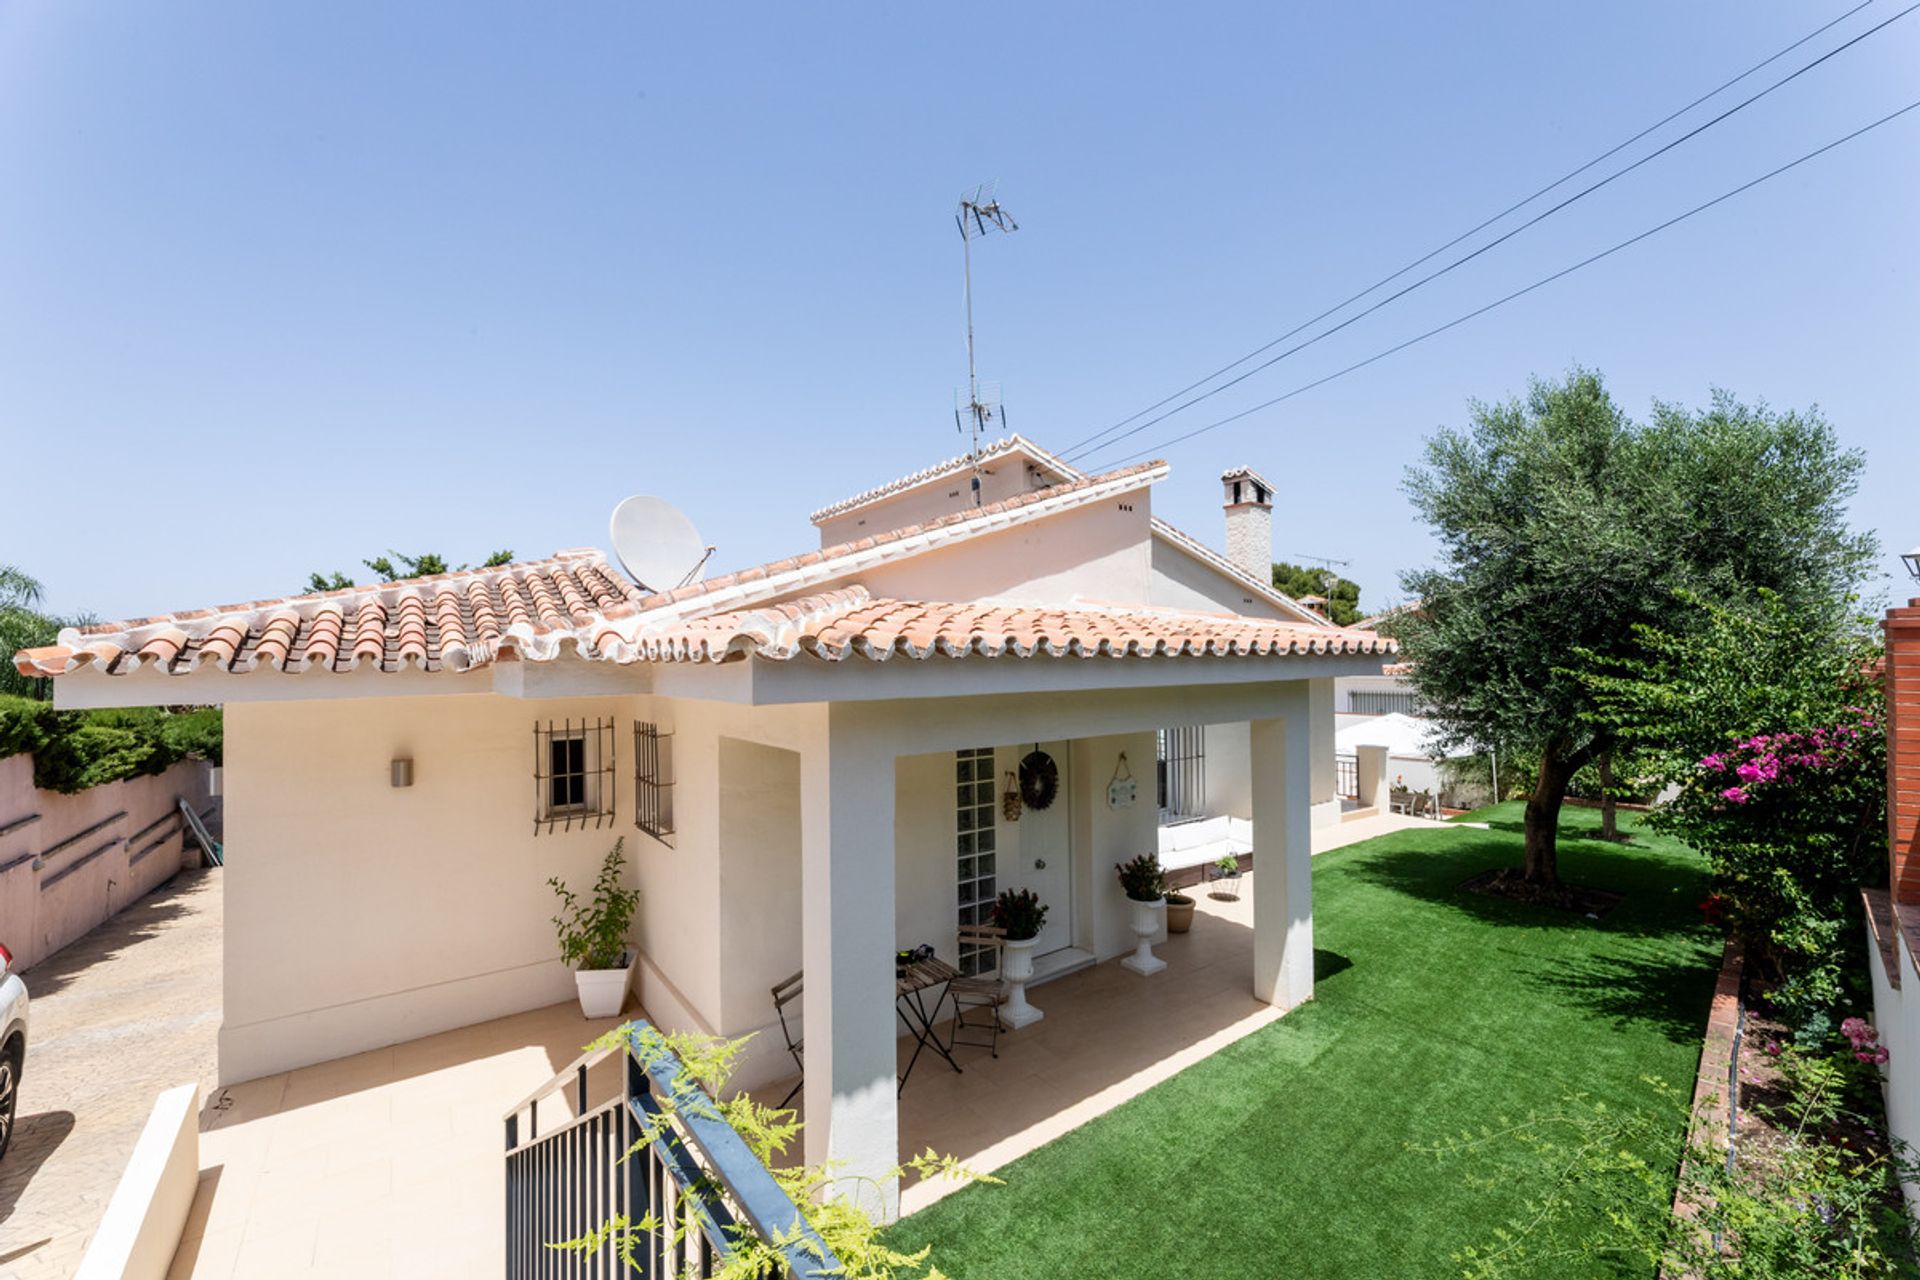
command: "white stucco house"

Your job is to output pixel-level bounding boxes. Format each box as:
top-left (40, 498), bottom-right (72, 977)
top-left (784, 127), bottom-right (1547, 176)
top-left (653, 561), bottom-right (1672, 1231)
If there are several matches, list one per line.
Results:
top-left (16, 434), bottom-right (1392, 1212)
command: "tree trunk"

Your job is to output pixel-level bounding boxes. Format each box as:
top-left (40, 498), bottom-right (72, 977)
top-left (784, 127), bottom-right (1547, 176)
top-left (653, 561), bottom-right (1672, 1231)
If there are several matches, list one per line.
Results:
top-left (1598, 750), bottom-right (1618, 842)
top-left (1522, 750), bottom-right (1576, 885)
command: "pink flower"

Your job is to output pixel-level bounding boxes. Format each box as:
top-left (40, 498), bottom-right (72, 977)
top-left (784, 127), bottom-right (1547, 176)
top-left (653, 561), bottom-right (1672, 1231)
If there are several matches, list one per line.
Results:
top-left (1857, 1046), bottom-right (1891, 1066)
top-left (1721, 787), bottom-right (1749, 804)
top-left (1842, 1017), bottom-right (1881, 1050)
top-left (1764, 1040), bottom-right (1782, 1057)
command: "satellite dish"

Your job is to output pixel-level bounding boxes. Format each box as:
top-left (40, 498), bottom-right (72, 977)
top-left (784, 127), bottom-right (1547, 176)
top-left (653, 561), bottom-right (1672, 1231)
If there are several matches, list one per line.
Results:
top-left (609, 496), bottom-right (711, 591)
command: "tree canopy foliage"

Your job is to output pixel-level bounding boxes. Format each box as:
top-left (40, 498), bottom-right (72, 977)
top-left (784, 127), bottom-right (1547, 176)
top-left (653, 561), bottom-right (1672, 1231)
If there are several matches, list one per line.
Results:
top-left (0, 563), bottom-right (98, 701)
top-left (1396, 369), bottom-right (1874, 886)
top-left (1271, 561), bottom-right (1362, 625)
top-left (307, 548), bottom-right (514, 593)
top-left (1582, 591), bottom-right (1885, 1025)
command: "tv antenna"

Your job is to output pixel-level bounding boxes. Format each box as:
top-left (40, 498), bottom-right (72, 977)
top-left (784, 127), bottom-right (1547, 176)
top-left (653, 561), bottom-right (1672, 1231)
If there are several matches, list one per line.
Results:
top-left (955, 181), bottom-right (1017, 506)
top-left (1287, 552), bottom-right (1353, 607)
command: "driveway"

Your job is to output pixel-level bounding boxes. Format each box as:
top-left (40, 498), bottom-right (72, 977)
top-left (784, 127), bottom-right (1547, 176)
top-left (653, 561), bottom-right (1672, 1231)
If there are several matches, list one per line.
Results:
top-left (0, 869), bottom-right (222, 1279)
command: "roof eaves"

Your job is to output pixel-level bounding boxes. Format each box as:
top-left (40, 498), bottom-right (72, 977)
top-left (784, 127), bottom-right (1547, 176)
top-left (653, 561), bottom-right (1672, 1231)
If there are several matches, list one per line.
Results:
top-left (608, 461), bottom-right (1170, 639)
top-left (806, 434), bottom-right (1086, 525)
top-left (1148, 519), bottom-right (1331, 627)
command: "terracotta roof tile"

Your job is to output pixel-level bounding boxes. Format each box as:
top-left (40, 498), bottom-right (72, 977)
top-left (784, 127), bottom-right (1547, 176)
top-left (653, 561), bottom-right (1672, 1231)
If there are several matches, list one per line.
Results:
top-left (13, 459), bottom-right (1354, 684)
top-left (13, 550), bottom-right (647, 679)
top-left (613, 585), bottom-right (1397, 665)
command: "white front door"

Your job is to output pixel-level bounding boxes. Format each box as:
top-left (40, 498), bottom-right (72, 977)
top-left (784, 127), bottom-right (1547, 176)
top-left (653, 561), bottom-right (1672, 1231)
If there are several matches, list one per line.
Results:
top-left (1008, 741), bottom-right (1074, 956)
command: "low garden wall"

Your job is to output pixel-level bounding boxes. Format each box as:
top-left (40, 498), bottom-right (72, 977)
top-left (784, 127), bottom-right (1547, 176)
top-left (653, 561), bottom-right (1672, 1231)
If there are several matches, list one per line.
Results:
top-left (0, 754), bottom-right (215, 970)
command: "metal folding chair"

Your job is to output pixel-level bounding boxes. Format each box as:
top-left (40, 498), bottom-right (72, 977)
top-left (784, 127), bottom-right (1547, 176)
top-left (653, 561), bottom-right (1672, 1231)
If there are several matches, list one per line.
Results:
top-left (946, 925), bottom-right (1008, 1058)
top-left (771, 970), bottom-right (805, 1108)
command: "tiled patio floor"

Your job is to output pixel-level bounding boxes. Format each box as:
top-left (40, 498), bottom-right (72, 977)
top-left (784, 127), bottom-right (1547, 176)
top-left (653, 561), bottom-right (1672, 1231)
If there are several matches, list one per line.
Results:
top-left (174, 1001), bottom-right (631, 1279)
top-left (778, 872), bottom-right (1279, 1214)
top-left (173, 812), bottom-right (1462, 1275)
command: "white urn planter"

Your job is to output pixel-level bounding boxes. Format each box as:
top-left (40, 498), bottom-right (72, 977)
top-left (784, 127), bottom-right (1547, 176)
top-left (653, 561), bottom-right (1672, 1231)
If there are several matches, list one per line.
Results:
top-left (999, 936), bottom-right (1044, 1029)
top-left (574, 952), bottom-right (634, 1018)
top-left (1120, 898), bottom-right (1168, 976)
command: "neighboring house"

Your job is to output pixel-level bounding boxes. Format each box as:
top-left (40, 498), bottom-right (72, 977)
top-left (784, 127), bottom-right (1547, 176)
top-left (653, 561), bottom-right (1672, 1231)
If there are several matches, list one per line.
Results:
top-left (1864, 592), bottom-right (1920, 1207)
top-left (1332, 711), bottom-right (1465, 804)
top-left (13, 434), bottom-right (1392, 1214)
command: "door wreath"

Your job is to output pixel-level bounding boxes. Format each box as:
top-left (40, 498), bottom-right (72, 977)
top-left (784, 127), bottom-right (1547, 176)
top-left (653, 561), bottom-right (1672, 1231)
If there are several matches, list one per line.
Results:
top-left (1018, 749), bottom-right (1059, 811)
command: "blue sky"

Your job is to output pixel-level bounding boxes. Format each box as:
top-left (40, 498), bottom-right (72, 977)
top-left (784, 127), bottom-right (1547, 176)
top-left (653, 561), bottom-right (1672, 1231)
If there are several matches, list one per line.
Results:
top-left (3, 2), bottom-right (1915, 621)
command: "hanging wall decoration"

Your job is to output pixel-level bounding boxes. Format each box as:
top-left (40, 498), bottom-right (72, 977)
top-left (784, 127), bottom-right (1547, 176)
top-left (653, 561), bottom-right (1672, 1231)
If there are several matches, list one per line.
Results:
top-left (1001, 771), bottom-right (1023, 823)
top-left (1018, 748), bottom-right (1059, 811)
top-left (1107, 752), bottom-right (1138, 810)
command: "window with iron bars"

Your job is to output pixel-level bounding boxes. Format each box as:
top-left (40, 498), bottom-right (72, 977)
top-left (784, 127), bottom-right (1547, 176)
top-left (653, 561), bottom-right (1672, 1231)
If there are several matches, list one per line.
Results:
top-left (1349, 690), bottom-right (1422, 716)
top-left (1156, 726), bottom-right (1206, 819)
top-left (955, 747), bottom-right (998, 977)
top-left (533, 718), bottom-right (616, 834)
top-left (634, 721), bottom-right (675, 847)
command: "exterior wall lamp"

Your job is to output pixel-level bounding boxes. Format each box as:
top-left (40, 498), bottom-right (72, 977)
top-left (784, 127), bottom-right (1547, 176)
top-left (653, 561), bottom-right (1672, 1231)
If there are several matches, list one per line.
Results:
top-left (391, 758), bottom-right (414, 788)
top-left (1903, 544), bottom-right (1920, 585)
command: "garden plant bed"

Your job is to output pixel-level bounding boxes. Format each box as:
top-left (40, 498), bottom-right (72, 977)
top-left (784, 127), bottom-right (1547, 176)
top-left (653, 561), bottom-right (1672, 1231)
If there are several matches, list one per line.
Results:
top-left (1728, 999), bottom-right (1906, 1221)
top-left (1461, 866), bottom-right (1623, 919)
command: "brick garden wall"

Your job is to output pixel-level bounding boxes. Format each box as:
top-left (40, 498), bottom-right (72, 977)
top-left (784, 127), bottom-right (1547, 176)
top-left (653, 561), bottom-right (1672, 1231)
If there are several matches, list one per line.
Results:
top-left (1890, 599), bottom-right (1920, 903)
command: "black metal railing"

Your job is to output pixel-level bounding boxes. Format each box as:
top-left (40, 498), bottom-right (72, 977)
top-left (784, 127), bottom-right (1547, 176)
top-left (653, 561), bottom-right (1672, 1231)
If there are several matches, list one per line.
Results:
top-left (504, 1022), bottom-right (840, 1279)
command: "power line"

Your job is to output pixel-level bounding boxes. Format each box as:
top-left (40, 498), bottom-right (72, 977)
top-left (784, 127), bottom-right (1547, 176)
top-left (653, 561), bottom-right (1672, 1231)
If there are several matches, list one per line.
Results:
top-left (1096, 97), bottom-right (1920, 469)
top-left (1064, 0), bottom-right (1912, 466)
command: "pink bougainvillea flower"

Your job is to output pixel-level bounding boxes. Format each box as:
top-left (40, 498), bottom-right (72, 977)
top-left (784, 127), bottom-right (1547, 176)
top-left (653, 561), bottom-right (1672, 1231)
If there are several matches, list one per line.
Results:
top-left (1720, 786), bottom-right (1749, 804)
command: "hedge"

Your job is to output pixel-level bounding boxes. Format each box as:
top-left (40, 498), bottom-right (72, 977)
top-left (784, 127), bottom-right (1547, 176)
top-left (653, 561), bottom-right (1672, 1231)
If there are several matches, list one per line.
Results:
top-left (0, 696), bottom-right (222, 794)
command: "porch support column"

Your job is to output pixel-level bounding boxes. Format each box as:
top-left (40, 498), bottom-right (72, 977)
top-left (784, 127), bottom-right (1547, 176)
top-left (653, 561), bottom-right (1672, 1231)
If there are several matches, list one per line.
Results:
top-left (1251, 704), bottom-right (1314, 1008)
top-left (1355, 743), bottom-right (1390, 816)
top-left (1307, 677), bottom-right (1340, 829)
top-left (799, 718), bottom-right (900, 1220)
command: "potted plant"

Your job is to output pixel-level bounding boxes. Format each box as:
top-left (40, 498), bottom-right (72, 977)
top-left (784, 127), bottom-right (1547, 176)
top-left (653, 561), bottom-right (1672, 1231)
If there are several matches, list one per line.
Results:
top-left (549, 838), bottom-right (641, 1018)
top-left (1165, 890), bottom-right (1196, 933)
top-left (992, 888), bottom-right (1048, 1029)
top-left (1115, 853), bottom-right (1168, 975)
top-left (1207, 853), bottom-right (1242, 899)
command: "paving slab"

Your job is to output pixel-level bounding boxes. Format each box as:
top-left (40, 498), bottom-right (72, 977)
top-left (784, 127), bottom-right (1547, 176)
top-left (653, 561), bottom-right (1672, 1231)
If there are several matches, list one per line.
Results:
top-left (0, 870), bottom-right (222, 1279)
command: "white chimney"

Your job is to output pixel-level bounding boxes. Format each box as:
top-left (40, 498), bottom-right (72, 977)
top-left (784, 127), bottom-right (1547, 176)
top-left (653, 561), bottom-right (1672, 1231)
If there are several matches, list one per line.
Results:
top-left (1221, 465), bottom-right (1274, 583)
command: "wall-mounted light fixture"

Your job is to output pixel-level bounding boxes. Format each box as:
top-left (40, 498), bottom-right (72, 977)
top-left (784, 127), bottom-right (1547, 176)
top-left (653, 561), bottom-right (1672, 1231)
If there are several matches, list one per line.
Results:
top-left (391, 758), bottom-right (414, 788)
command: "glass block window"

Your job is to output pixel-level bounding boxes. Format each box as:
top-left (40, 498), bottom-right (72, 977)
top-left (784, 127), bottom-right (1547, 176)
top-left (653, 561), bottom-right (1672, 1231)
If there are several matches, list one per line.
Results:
top-left (955, 747), bottom-right (998, 977)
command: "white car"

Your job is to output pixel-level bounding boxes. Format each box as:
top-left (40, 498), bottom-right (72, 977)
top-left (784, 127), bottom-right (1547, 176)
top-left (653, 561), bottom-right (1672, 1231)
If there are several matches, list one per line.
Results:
top-left (0, 942), bottom-right (26, 1159)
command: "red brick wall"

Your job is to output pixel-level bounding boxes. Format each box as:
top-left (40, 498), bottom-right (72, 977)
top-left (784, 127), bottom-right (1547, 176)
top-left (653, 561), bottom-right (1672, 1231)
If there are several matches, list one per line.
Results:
top-left (1890, 600), bottom-right (1920, 903)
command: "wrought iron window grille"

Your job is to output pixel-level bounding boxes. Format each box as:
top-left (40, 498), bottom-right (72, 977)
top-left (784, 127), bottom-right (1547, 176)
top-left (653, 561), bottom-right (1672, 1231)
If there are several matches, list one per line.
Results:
top-left (533, 717), bottom-right (617, 834)
top-left (634, 721), bottom-right (676, 847)
top-left (1156, 725), bottom-right (1206, 820)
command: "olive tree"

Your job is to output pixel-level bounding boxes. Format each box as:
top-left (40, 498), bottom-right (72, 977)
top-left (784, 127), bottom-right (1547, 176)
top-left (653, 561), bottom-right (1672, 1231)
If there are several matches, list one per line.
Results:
top-left (1396, 370), bottom-right (1871, 886)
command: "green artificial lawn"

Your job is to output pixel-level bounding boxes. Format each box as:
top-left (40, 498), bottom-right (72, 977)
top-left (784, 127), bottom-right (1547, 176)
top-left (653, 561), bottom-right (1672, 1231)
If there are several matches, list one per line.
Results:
top-left (886, 804), bottom-right (1720, 1280)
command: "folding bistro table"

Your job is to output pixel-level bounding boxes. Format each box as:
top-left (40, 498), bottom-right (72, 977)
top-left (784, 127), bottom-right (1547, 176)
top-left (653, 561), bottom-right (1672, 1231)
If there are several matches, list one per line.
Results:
top-left (895, 955), bottom-right (963, 1093)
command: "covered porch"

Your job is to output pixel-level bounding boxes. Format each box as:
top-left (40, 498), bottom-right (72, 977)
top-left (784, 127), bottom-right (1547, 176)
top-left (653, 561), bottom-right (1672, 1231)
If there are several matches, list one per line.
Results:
top-left (815, 870), bottom-right (1277, 1214)
top-left (675, 664), bottom-right (1351, 1220)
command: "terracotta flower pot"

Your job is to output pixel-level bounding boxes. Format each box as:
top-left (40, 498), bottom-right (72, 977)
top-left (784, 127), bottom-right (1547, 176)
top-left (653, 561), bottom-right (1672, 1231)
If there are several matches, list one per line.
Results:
top-left (1165, 893), bottom-right (1196, 933)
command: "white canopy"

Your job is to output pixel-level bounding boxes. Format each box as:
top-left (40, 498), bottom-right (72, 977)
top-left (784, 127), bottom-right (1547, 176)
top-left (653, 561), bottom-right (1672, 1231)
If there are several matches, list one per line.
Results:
top-left (1334, 712), bottom-right (1466, 760)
